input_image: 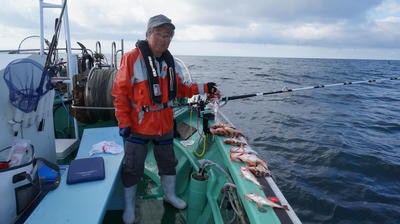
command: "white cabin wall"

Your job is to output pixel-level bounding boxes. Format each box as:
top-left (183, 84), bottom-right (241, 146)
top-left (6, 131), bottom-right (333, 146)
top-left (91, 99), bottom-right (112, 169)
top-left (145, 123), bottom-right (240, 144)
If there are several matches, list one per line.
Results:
top-left (0, 54), bottom-right (56, 163)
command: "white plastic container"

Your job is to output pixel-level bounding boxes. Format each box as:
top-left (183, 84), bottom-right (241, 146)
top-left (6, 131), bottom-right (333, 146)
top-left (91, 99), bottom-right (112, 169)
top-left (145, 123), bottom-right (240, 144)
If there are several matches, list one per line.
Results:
top-left (7, 139), bottom-right (32, 167)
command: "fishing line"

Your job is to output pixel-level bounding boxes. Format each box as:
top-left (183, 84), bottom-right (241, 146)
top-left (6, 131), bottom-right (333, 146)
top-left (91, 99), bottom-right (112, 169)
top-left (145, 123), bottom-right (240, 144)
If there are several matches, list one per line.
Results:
top-left (220, 77), bottom-right (399, 102)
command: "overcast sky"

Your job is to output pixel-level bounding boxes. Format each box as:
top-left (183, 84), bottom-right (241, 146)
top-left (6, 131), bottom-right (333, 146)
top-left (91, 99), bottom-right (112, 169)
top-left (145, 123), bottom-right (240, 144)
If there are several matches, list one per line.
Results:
top-left (1, 0), bottom-right (400, 59)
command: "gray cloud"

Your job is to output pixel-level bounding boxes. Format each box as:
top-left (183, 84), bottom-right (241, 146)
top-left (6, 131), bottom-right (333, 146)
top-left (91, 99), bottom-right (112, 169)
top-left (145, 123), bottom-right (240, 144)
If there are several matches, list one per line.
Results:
top-left (0, 7), bottom-right (39, 29)
top-left (1, 0), bottom-right (399, 56)
top-left (187, 0), bottom-right (381, 26)
top-left (173, 0), bottom-right (399, 49)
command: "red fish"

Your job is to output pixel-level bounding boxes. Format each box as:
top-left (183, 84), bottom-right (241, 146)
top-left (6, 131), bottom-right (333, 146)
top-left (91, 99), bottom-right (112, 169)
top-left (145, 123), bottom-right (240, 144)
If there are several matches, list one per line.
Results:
top-left (245, 189), bottom-right (289, 210)
top-left (230, 145), bottom-right (246, 153)
top-left (240, 166), bottom-right (262, 189)
top-left (223, 138), bottom-right (247, 146)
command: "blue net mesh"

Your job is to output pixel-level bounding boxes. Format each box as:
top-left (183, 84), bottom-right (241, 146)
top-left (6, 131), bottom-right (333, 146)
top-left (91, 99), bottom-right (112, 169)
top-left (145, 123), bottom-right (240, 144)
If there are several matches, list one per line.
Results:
top-left (3, 58), bottom-right (51, 113)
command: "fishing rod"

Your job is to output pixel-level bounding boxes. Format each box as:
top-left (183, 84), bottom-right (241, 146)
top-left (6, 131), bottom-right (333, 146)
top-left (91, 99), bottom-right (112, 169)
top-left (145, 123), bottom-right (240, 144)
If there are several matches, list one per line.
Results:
top-left (37, 0), bottom-right (67, 94)
top-left (44, 0), bottom-right (67, 70)
top-left (36, 0), bottom-right (67, 131)
top-left (219, 76), bottom-right (399, 102)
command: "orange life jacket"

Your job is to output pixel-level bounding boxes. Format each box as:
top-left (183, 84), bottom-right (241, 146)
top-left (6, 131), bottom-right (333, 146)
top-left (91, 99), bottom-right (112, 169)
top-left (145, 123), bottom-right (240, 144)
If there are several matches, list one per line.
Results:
top-left (111, 48), bottom-right (209, 136)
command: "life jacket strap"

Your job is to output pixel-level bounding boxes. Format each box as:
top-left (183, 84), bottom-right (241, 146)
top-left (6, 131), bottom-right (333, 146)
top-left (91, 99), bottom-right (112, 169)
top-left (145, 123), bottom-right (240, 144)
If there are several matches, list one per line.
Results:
top-left (126, 137), bottom-right (173, 145)
top-left (126, 137), bottom-right (148, 144)
top-left (154, 139), bottom-right (174, 145)
top-left (129, 100), bottom-right (175, 112)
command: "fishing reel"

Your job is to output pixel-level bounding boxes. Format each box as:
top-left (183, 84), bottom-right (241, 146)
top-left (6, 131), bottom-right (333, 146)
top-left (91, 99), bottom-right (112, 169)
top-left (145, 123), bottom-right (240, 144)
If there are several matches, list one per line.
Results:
top-left (188, 94), bottom-right (220, 112)
top-left (187, 93), bottom-right (226, 110)
top-left (185, 95), bottom-right (215, 136)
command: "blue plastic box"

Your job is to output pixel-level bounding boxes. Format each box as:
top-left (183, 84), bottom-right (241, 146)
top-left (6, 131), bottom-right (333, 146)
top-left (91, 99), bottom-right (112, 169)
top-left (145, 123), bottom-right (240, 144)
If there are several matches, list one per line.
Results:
top-left (38, 165), bottom-right (69, 183)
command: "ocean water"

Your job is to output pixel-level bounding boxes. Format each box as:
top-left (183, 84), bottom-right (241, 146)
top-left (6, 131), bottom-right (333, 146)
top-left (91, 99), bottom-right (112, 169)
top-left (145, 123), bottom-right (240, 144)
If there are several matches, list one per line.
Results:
top-left (177, 55), bottom-right (400, 224)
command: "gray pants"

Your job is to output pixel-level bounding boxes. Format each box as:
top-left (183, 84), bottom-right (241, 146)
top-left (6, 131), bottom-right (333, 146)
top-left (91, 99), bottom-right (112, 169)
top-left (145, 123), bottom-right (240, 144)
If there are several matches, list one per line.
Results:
top-left (121, 131), bottom-right (177, 187)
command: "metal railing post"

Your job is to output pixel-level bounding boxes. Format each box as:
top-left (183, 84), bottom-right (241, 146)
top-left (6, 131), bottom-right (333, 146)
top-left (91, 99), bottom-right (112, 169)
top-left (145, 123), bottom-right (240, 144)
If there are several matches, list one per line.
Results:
top-left (39, 0), bottom-right (44, 55)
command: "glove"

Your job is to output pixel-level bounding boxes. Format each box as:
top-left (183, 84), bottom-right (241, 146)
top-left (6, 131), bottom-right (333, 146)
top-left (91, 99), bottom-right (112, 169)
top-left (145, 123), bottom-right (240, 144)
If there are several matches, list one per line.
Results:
top-left (119, 127), bottom-right (131, 138)
top-left (207, 82), bottom-right (218, 94)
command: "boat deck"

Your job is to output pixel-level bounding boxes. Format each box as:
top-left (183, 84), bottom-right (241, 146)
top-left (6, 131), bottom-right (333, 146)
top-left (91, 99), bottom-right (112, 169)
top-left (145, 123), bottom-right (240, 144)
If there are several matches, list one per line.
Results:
top-left (24, 108), bottom-right (301, 224)
top-left (25, 127), bottom-right (124, 224)
top-left (212, 112), bottom-right (301, 224)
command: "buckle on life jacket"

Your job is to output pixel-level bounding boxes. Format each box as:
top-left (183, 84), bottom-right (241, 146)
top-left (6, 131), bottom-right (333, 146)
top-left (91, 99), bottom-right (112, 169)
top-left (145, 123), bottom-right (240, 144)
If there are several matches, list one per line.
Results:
top-left (129, 99), bottom-right (174, 113)
top-left (140, 101), bottom-right (174, 112)
top-left (141, 106), bottom-right (151, 112)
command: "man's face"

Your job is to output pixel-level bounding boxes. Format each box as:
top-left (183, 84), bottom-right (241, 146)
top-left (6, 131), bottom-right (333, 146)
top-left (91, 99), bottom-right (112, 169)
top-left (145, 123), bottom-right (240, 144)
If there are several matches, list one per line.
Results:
top-left (147, 26), bottom-right (172, 57)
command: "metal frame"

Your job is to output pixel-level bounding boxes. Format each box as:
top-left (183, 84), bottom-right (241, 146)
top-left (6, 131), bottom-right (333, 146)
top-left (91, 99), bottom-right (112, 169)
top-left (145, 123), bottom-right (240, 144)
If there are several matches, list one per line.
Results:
top-left (39, 0), bottom-right (78, 140)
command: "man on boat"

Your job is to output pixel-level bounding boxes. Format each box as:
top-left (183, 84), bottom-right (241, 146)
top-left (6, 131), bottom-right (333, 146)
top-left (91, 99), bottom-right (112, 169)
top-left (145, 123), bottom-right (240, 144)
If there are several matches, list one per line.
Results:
top-left (111, 14), bottom-right (218, 224)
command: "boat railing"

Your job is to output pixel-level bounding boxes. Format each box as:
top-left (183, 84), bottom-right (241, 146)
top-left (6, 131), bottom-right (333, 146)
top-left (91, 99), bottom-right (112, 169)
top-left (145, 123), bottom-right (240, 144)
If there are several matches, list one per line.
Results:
top-left (111, 42), bottom-right (117, 68)
top-left (95, 41), bottom-right (101, 56)
top-left (94, 41), bottom-right (105, 67)
top-left (175, 57), bottom-right (193, 82)
top-left (111, 39), bottom-right (125, 68)
top-left (0, 48), bottom-right (84, 54)
top-left (70, 105), bottom-right (115, 110)
top-left (16, 35), bottom-right (47, 54)
top-left (116, 39), bottom-right (124, 61)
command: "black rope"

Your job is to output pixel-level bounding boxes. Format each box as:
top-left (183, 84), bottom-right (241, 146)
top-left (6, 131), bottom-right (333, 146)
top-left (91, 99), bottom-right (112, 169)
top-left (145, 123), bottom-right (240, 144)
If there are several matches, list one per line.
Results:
top-left (86, 68), bottom-right (117, 121)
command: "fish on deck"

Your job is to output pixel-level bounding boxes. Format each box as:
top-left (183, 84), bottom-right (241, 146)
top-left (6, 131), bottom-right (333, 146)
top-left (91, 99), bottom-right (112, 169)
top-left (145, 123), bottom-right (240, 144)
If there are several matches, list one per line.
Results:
top-left (240, 166), bottom-right (262, 189)
top-left (223, 138), bottom-right (247, 146)
top-left (245, 189), bottom-right (289, 210)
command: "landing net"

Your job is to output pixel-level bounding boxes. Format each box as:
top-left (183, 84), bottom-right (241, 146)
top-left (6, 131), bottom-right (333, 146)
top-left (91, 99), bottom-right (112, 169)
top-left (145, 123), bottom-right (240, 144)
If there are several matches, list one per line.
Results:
top-left (3, 58), bottom-right (51, 113)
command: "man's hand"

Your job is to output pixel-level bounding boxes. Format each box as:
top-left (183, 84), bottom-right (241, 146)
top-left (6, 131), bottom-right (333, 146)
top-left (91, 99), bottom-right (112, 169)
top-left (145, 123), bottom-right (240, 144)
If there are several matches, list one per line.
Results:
top-left (207, 82), bottom-right (218, 94)
top-left (119, 127), bottom-right (131, 138)
top-left (207, 82), bottom-right (221, 99)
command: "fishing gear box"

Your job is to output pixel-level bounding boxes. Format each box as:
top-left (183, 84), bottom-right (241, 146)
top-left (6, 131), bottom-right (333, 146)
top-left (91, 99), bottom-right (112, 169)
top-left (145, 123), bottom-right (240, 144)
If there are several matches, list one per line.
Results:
top-left (66, 157), bottom-right (105, 184)
top-left (0, 140), bottom-right (60, 224)
top-left (38, 164), bottom-right (68, 186)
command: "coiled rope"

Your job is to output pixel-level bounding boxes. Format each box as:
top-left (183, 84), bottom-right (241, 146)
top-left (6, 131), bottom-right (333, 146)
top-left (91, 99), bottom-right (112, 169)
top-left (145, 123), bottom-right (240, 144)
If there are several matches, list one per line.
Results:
top-left (85, 68), bottom-right (117, 121)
